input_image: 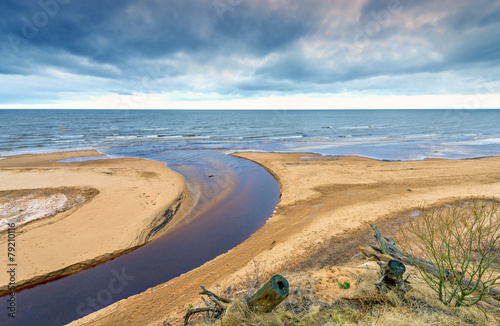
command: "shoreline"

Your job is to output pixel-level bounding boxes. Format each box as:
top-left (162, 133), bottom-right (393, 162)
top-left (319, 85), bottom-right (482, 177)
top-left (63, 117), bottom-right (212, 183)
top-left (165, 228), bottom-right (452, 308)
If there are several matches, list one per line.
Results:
top-left (0, 150), bottom-right (192, 296)
top-left (69, 152), bottom-right (500, 326)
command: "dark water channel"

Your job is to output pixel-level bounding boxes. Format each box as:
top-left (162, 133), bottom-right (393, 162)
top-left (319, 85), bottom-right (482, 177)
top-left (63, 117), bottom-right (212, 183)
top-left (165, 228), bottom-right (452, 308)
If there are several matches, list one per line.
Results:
top-left (6, 150), bottom-right (280, 326)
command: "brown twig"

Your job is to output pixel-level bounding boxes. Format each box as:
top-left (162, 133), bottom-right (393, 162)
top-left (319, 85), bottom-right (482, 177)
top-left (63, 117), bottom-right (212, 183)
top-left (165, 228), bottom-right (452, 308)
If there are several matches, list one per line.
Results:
top-left (368, 225), bottom-right (500, 301)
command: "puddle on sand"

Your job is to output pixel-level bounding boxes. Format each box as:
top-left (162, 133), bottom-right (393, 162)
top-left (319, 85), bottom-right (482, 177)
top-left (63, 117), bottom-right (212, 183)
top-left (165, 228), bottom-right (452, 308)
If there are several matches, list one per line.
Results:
top-left (58, 155), bottom-right (121, 163)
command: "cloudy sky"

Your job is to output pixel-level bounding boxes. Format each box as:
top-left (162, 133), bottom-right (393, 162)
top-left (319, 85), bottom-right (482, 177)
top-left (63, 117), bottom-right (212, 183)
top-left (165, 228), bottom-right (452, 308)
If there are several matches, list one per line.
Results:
top-left (1, 0), bottom-right (499, 109)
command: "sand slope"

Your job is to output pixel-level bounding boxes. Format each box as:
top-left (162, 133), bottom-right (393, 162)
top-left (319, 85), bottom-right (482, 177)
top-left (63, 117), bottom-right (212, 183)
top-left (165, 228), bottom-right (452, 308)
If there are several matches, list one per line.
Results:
top-left (0, 150), bottom-right (190, 293)
top-left (63, 153), bottom-right (500, 325)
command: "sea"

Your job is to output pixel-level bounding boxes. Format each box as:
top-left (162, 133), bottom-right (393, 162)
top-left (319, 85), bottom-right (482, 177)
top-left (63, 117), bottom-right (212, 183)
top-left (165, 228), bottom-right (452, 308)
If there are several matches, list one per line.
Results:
top-left (1, 109), bottom-right (500, 160)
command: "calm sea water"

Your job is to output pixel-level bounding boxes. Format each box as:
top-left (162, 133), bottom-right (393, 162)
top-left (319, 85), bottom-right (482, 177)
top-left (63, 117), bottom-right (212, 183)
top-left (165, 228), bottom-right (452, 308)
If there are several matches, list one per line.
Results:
top-left (1, 109), bottom-right (500, 160)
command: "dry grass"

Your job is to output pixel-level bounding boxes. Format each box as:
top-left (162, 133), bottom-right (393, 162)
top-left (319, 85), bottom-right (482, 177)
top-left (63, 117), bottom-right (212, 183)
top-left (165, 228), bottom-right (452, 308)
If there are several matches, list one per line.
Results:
top-left (183, 267), bottom-right (499, 326)
top-left (179, 199), bottom-right (500, 326)
top-left (236, 258), bottom-right (273, 298)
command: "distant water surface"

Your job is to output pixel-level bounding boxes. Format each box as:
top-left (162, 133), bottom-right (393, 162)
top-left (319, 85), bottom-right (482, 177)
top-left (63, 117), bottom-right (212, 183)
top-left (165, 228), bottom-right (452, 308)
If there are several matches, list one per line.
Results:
top-left (1, 109), bottom-right (500, 160)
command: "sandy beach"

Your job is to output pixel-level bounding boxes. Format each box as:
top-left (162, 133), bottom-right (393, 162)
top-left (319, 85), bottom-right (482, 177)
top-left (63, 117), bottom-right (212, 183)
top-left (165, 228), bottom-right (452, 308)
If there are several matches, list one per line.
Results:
top-left (68, 152), bottom-right (500, 326)
top-left (0, 150), bottom-right (190, 295)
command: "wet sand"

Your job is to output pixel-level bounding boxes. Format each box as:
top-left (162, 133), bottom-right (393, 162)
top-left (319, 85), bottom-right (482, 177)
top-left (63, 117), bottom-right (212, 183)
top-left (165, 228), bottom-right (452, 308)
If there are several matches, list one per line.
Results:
top-left (0, 150), bottom-right (190, 295)
top-left (69, 153), bottom-right (500, 326)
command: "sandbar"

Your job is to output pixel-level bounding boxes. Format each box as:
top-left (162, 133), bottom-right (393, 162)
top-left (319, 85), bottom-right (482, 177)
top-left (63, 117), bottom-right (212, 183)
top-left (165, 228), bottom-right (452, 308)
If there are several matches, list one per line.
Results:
top-left (0, 150), bottom-right (191, 294)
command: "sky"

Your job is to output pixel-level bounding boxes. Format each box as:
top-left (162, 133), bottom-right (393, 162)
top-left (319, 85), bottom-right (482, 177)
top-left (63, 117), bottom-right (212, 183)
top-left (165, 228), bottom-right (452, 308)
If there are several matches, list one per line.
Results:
top-left (0, 0), bottom-right (499, 109)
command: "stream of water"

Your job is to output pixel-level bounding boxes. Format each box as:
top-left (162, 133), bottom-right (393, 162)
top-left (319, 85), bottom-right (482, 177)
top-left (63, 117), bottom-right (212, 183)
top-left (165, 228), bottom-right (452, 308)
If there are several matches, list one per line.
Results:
top-left (8, 149), bottom-right (280, 326)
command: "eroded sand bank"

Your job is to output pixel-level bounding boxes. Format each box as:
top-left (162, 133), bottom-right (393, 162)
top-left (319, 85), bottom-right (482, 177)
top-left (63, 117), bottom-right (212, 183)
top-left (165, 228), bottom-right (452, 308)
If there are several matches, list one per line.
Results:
top-left (63, 153), bottom-right (500, 325)
top-left (0, 150), bottom-right (190, 294)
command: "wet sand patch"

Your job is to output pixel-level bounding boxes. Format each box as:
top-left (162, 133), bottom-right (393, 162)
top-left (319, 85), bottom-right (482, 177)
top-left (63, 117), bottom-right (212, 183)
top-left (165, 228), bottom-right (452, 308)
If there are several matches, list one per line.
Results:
top-left (0, 187), bottom-right (98, 231)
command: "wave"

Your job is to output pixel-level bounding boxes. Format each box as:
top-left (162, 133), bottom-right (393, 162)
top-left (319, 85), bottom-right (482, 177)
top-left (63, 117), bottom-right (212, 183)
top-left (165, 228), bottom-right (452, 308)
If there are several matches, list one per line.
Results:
top-left (109, 135), bottom-right (140, 140)
top-left (59, 135), bottom-right (85, 139)
top-left (267, 135), bottom-right (304, 140)
top-left (103, 134), bottom-right (216, 141)
top-left (140, 128), bottom-right (171, 131)
top-left (243, 135), bottom-right (304, 140)
top-left (338, 126), bottom-right (377, 130)
top-left (322, 125), bottom-right (386, 130)
top-left (49, 140), bottom-right (79, 143)
top-left (406, 133), bottom-right (441, 139)
top-left (445, 138), bottom-right (500, 146)
top-left (157, 135), bottom-right (183, 138)
top-left (302, 137), bottom-right (331, 140)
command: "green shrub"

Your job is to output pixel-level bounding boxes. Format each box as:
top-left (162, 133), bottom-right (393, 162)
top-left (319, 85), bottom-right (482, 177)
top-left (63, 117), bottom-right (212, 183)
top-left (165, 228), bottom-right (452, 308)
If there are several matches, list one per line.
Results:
top-left (401, 198), bottom-right (500, 307)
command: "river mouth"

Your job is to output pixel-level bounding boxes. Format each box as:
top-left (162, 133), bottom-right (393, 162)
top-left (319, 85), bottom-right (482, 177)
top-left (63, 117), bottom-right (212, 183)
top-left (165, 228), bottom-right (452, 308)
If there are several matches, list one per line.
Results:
top-left (9, 150), bottom-right (280, 326)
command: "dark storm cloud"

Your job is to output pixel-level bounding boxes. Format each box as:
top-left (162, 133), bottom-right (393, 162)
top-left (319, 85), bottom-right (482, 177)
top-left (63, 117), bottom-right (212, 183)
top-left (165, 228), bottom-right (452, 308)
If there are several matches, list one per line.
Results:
top-left (2, 0), bottom-right (318, 61)
top-left (251, 0), bottom-right (500, 88)
top-left (3, 1), bottom-right (214, 63)
top-left (0, 0), bottom-right (499, 103)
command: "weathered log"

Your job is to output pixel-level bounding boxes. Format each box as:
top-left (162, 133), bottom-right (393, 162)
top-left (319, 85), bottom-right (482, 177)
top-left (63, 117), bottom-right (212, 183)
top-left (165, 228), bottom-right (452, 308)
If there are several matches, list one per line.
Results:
top-left (359, 242), bottom-right (411, 298)
top-left (368, 225), bottom-right (500, 301)
top-left (382, 260), bottom-right (405, 276)
top-left (357, 245), bottom-right (392, 263)
top-left (376, 259), bottom-right (410, 298)
top-left (184, 306), bottom-right (220, 325)
top-left (185, 275), bottom-right (290, 325)
top-left (247, 274), bottom-right (289, 313)
top-left (200, 285), bottom-right (230, 309)
top-left (184, 285), bottom-right (229, 325)
top-left (370, 225), bottom-right (440, 276)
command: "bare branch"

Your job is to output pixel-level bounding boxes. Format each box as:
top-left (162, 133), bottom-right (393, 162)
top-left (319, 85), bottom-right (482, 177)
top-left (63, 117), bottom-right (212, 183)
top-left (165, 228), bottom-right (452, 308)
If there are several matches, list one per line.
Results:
top-left (184, 306), bottom-right (220, 326)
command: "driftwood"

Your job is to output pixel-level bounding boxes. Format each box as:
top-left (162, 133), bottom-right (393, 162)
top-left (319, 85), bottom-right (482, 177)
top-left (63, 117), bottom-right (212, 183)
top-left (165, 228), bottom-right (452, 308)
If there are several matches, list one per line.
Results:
top-left (376, 259), bottom-right (410, 299)
top-left (358, 244), bottom-right (410, 298)
top-left (184, 274), bottom-right (289, 325)
top-left (247, 274), bottom-right (289, 313)
top-left (361, 225), bottom-right (500, 301)
top-left (184, 285), bottom-right (229, 325)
